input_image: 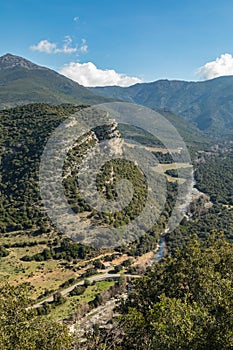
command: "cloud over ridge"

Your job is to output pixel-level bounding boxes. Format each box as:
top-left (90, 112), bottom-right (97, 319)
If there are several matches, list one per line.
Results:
top-left (197, 53), bottom-right (233, 80)
top-left (59, 61), bottom-right (142, 87)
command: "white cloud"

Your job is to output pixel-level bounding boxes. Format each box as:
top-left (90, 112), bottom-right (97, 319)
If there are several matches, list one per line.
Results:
top-left (197, 53), bottom-right (233, 80)
top-left (30, 37), bottom-right (78, 54)
top-left (59, 61), bottom-right (142, 87)
top-left (80, 39), bottom-right (88, 53)
top-left (73, 16), bottom-right (79, 22)
top-left (30, 40), bottom-right (57, 54)
top-left (56, 36), bottom-right (77, 54)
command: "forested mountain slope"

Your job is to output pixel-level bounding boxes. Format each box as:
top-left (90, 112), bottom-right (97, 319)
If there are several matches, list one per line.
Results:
top-left (91, 76), bottom-right (233, 138)
top-left (0, 54), bottom-right (110, 108)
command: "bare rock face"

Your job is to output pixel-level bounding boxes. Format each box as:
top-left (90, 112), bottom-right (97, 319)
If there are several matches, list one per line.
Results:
top-left (0, 53), bottom-right (45, 70)
top-left (93, 121), bottom-right (123, 155)
top-left (93, 122), bottom-right (121, 142)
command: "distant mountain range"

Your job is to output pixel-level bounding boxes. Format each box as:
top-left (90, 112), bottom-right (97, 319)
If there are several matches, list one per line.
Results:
top-left (0, 53), bottom-right (110, 108)
top-left (1, 53), bottom-right (232, 139)
top-left (91, 77), bottom-right (233, 138)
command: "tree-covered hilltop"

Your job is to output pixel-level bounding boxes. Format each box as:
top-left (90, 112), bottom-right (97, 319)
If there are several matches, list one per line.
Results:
top-left (0, 104), bottom-right (148, 235)
top-left (0, 103), bottom-right (187, 253)
top-left (0, 103), bottom-right (153, 234)
top-left (82, 234), bottom-right (233, 350)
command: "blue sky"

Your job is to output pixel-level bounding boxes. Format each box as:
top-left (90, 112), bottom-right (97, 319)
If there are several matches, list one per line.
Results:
top-left (1, 0), bottom-right (233, 86)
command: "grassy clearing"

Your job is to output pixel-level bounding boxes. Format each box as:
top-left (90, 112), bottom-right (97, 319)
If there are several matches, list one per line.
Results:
top-left (152, 162), bottom-right (192, 183)
top-left (0, 232), bottom-right (79, 298)
top-left (0, 250), bottom-right (77, 298)
top-left (0, 230), bottom-right (116, 299)
top-left (157, 163), bottom-right (192, 172)
top-left (49, 280), bottom-right (115, 321)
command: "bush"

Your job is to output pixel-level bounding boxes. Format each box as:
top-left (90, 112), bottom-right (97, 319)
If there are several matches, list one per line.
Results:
top-left (69, 285), bottom-right (86, 296)
top-left (0, 246), bottom-right (9, 258)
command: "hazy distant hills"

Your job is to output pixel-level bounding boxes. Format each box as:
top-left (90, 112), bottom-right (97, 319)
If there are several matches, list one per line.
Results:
top-left (154, 108), bottom-right (208, 148)
top-left (91, 77), bottom-right (233, 138)
top-left (0, 53), bottom-right (110, 108)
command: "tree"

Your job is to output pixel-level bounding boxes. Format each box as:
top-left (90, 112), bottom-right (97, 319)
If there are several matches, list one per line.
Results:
top-left (120, 234), bottom-right (233, 349)
top-left (0, 284), bottom-right (73, 350)
top-left (53, 291), bottom-right (65, 305)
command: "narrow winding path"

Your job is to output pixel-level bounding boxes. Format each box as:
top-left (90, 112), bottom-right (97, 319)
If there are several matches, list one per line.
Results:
top-left (33, 272), bottom-right (140, 308)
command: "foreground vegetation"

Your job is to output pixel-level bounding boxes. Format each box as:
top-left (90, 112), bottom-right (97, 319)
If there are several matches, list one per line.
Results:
top-left (0, 284), bottom-right (72, 350)
top-left (83, 234), bottom-right (233, 350)
top-left (1, 235), bottom-right (232, 349)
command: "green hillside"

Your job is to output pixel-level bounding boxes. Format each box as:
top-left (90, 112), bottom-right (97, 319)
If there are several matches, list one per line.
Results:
top-left (0, 53), bottom-right (111, 108)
